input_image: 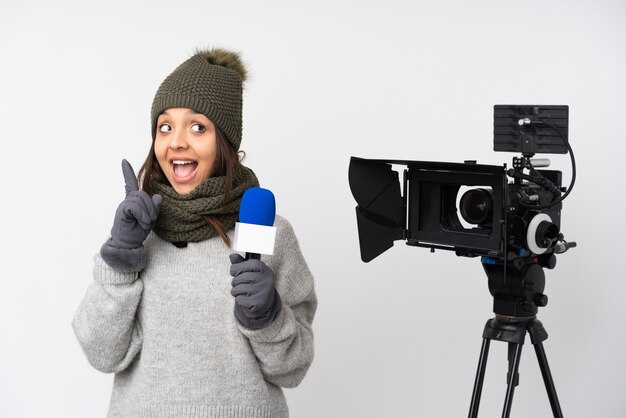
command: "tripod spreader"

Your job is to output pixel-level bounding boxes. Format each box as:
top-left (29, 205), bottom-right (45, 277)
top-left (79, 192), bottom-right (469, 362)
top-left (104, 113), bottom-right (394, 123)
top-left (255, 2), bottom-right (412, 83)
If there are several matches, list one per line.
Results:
top-left (468, 316), bottom-right (563, 418)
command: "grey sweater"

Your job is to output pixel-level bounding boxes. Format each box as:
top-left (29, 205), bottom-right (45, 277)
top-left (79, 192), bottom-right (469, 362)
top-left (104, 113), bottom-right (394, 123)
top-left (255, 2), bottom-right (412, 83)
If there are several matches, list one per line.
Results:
top-left (72, 215), bottom-right (316, 418)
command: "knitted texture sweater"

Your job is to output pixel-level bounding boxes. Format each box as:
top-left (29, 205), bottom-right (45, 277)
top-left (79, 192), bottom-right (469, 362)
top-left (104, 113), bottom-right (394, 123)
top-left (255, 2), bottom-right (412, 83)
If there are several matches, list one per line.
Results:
top-left (72, 215), bottom-right (316, 418)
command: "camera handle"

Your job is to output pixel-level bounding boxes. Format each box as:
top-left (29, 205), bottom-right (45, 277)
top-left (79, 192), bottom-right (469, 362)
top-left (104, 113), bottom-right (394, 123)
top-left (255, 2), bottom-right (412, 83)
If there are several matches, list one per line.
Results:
top-left (507, 168), bottom-right (562, 195)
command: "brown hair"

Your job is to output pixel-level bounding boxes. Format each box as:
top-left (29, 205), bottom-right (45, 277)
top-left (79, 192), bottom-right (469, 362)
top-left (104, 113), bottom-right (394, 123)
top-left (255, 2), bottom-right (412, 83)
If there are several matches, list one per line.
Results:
top-left (138, 125), bottom-right (246, 247)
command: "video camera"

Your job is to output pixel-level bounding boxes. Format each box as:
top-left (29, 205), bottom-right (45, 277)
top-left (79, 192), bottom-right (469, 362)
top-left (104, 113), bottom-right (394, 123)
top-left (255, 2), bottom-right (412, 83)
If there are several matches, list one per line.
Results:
top-left (349, 104), bottom-right (576, 316)
top-left (348, 104), bottom-right (578, 417)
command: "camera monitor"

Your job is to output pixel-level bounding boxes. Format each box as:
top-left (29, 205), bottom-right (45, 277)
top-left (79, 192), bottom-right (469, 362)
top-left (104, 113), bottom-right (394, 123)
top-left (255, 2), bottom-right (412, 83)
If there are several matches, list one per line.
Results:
top-left (494, 105), bottom-right (569, 154)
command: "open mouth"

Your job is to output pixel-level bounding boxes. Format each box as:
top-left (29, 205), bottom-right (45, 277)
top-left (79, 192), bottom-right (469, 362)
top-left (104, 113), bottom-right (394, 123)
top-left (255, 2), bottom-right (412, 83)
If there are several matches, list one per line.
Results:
top-left (171, 160), bottom-right (199, 182)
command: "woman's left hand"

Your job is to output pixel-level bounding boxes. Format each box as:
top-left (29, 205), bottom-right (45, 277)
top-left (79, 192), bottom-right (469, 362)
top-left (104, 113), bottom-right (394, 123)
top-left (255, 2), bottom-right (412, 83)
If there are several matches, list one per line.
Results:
top-left (229, 253), bottom-right (282, 329)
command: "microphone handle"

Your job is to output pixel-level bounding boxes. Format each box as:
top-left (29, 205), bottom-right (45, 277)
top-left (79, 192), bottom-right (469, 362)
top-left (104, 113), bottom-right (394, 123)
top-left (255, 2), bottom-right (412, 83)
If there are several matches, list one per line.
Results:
top-left (245, 253), bottom-right (261, 261)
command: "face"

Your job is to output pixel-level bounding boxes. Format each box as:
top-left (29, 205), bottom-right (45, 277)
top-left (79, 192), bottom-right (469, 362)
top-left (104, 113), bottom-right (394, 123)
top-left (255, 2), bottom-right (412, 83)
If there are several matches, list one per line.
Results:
top-left (154, 108), bottom-right (218, 195)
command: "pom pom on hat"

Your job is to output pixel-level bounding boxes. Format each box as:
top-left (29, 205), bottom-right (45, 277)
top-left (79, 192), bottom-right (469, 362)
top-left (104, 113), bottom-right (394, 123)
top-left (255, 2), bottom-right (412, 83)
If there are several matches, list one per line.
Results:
top-left (193, 47), bottom-right (248, 84)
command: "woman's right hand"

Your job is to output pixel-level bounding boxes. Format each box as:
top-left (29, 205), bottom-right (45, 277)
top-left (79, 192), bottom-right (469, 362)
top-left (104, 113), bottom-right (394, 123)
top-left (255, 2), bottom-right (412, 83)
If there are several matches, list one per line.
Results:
top-left (108, 159), bottom-right (162, 250)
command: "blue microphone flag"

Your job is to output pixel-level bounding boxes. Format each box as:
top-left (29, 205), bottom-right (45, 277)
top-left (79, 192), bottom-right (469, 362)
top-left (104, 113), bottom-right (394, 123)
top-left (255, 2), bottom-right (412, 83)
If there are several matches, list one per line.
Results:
top-left (239, 188), bottom-right (276, 226)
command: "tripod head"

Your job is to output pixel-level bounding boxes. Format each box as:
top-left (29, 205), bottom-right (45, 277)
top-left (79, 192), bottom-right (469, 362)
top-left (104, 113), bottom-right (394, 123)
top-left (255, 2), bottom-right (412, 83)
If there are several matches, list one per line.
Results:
top-left (481, 235), bottom-right (575, 317)
top-left (483, 258), bottom-right (549, 317)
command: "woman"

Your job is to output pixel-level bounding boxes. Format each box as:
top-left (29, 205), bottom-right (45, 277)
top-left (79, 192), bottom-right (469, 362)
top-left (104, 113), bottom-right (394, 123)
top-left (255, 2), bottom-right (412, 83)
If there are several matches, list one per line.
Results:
top-left (72, 47), bottom-right (317, 418)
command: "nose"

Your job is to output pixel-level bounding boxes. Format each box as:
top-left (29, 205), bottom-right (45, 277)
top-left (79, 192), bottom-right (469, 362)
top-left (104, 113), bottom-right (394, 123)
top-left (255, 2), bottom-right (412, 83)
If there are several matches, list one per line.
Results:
top-left (169, 129), bottom-right (189, 150)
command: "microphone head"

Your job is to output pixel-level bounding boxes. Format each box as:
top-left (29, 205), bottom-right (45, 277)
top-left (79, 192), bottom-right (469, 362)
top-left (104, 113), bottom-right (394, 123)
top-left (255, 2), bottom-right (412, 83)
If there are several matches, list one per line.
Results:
top-left (239, 188), bottom-right (276, 226)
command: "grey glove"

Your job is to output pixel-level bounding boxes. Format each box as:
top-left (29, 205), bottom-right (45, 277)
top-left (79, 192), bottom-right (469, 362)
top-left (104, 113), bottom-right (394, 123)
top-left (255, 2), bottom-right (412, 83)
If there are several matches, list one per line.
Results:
top-left (100, 159), bottom-right (162, 272)
top-left (229, 253), bottom-right (282, 330)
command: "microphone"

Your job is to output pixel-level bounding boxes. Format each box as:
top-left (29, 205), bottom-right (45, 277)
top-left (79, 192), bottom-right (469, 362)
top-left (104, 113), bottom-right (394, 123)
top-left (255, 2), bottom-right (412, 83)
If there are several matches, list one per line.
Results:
top-left (234, 188), bottom-right (277, 260)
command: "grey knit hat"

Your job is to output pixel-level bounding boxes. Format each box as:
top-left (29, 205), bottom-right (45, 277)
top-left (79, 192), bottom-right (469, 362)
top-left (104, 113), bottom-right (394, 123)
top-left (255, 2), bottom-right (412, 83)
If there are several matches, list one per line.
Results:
top-left (150, 47), bottom-right (248, 150)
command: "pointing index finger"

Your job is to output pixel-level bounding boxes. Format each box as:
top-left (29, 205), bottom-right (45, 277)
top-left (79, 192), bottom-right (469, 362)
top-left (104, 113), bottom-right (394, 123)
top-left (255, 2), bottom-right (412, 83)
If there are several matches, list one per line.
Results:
top-left (122, 159), bottom-right (139, 196)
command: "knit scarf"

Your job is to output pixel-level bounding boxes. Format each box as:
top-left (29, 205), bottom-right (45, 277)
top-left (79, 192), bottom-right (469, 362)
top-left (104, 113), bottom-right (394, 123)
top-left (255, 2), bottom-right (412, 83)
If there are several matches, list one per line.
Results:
top-left (151, 165), bottom-right (259, 243)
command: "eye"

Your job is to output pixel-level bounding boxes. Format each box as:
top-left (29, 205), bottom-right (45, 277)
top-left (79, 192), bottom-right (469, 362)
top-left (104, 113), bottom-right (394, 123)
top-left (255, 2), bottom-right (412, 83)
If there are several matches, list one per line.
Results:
top-left (191, 123), bottom-right (206, 133)
top-left (159, 123), bottom-right (171, 133)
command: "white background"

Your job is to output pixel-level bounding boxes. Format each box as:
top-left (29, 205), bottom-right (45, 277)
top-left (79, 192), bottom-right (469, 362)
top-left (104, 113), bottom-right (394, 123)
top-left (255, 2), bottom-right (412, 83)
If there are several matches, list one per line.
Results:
top-left (1, 0), bottom-right (625, 417)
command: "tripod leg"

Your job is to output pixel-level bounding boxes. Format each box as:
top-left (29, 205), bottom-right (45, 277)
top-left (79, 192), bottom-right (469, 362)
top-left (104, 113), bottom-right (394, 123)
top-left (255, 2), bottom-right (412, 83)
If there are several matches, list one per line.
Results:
top-left (534, 341), bottom-right (564, 418)
top-left (506, 343), bottom-right (520, 387)
top-left (501, 343), bottom-right (523, 418)
top-left (468, 338), bottom-right (491, 418)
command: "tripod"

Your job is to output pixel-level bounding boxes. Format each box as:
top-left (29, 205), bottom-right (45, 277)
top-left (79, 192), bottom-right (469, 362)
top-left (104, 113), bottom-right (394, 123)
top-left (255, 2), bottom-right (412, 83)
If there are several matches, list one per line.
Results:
top-left (468, 261), bottom-right (564, 418)
top-left (468, 315), bottom-right (563, 418)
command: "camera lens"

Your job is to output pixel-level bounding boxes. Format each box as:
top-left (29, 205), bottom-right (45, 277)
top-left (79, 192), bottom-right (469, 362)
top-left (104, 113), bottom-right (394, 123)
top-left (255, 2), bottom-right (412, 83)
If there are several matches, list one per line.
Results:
top-left (460, 188), bottom-right (493, 225)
